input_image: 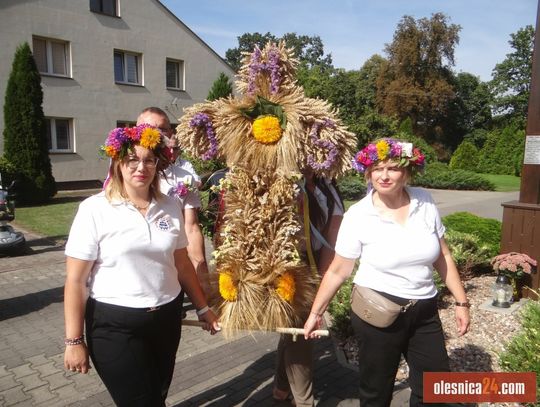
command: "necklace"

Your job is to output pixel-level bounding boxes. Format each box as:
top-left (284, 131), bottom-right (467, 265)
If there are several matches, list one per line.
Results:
top-left (129, 200), bottom-right (150, 210)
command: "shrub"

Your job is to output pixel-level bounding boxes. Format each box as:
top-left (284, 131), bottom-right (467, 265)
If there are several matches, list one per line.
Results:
top-left (328, 277), bottom-right (354, 340)
top-left (449, 140), bottom-right (480, 172)
top-left (0, 157), bottom-right (18, 188)
top-left (412, 163), bottom-right (495, 190)
top-left (207, 72), bottom-right (233, 101)
top-left (3, 42), bottom-right (56, 204)
top-left (442, 212), bottom-right (501, 258)
top-left (499, 298), bottom-right (540, 402)
top-left (477, 123), bottom-right (525, 176)
top-left (337, 174), bottom-right (366, 201)
top-left (444, 230), bottom-right (493, 278)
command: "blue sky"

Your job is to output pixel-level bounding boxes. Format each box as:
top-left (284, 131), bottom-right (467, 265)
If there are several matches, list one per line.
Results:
top-left (161, 0), bottom-right (537, 82)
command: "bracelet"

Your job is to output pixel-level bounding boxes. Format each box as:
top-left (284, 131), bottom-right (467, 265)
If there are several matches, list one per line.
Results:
top-left (310, 311), bottom-right (322, 317)
top-left (64, 335), bottom-right (85, 346)
top-left (455, 301), bottom-right (471, 308)
top-left (196, 306), bottom-right (210, 316)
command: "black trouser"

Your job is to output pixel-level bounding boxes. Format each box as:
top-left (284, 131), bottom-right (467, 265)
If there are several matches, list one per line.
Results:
top-left (85, 294), bottom-right (183, 407)
top-left (351, 294), bottom-right (454, 407)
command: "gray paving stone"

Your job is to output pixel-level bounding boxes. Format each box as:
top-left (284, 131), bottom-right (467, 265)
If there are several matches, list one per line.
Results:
top-left (0, 385), bottom-right (31, 405)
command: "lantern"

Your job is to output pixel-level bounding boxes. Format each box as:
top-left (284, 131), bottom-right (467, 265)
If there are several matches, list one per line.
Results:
top-left (491, 274), bottom-right (513, 308)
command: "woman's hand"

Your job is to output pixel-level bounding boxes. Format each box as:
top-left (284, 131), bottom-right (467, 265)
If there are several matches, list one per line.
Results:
top-left (455, 306), bottom-right (470, 336)
top-left (199, 309), bottom-right (221, 335)
top-left (64, 344), bottom-right (90, 374)
top-left (303, 312), bottom-right (323, 340)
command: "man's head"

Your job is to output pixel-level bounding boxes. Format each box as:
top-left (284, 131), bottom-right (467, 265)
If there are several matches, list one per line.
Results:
top-left (137, 107), bottom-right (179, 159)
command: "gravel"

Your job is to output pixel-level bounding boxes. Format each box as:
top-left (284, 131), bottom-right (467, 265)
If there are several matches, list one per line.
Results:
top-left (335, 274), bottom-right (528, 406)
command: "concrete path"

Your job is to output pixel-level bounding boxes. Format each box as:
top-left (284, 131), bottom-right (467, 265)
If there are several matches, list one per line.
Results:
top-left (0, 188), bottom-right (519, 406)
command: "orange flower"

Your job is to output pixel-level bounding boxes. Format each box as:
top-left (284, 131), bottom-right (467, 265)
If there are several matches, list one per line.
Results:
top-left (275, 272), bottom-right (295, 303)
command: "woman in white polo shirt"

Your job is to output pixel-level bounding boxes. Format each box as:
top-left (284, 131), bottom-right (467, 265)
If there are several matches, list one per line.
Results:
top-left (63, 124), bottom-right (219, 407)
top-left (304, 139), bottom-right (470, 407)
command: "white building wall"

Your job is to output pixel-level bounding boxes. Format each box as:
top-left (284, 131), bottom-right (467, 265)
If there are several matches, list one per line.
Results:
top-left (0, 0), bottom-right (235, 184)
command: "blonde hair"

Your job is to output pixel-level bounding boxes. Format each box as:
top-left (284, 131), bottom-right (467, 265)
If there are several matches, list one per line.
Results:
top-left (104, 155), bottom-right (162, 203)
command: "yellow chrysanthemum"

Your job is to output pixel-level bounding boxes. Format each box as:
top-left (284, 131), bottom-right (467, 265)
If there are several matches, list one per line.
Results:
top-left (219, 272), bottom-right (238, 302)
top-left (140, 127), bottom-right (161, 150)
top-left (275, 272), bottom-right (296, 303)
top-left (104, 145), bottom-right (118, 158)
top-left (252, 115), bottom-right (282, 144)
top-left (376, 140), bottom-right (390, 160)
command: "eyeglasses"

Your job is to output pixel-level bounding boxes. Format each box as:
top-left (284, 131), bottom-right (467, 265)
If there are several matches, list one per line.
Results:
top-left (125, 157), bottom-right (159, 169)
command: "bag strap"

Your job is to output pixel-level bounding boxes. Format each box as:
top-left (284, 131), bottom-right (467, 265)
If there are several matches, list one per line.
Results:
top-left (400, 300), bottom-right (418, 313)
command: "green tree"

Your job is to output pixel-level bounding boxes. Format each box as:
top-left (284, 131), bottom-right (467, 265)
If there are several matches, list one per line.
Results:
top-left (449, 140), bottom-right (480, 171)
top-left (207, 72), bottom-right (233, 101)
top-left (225, 32), bottom-right (333, 72)
top-left (225, 32), bottom-right (276, 72)
top-left (490, 25), bottom-right (534, 121)
top-left (376, 13), bottom-right (461, 143)
top-left (477, 121), bottom-right (525, 176)
top-left (444, 72), bottom-right (492, 149)
top-left (3, 42), bottom-right (56, 204)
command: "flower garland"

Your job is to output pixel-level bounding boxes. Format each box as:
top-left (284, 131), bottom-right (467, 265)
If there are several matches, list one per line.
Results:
top-left (275, 271), bottom-right (296, 303)
top-left (189, 113), bottom-right (218, 160)
top-left (307, 119), bottom-right (338, 171)
top-left (100, 124), bottom-right (163, 160)
top-left (352, 138), bottom-right (425, 173)
top-left (247, 46), bottom-right (282, 95)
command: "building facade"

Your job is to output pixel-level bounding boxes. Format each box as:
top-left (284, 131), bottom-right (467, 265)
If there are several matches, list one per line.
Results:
top-left (0, 0), bottom-right (235, 185)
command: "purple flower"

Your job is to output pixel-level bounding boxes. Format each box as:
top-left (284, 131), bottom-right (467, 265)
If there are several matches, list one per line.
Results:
top-left (247, 45), bottom-right (282, 95)
top-left (189, 113), bottom-right (218, 160)
top-left (307, 119), bottom-right (338, 171)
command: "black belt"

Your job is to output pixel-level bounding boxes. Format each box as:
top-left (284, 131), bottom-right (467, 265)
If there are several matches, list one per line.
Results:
top-left (88, 294), bottom-right (182, 313)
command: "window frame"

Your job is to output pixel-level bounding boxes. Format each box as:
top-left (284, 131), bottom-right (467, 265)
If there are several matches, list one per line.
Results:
top-left (166, 58), bottom-right (185, 90)
top-left (114, 50), bottom-right (142, 85)
top-left (116, 121), bottom-right (136, 128)
top-left (45, 117), bottom-right (74, 153)
top-left (89, 0), bottom-right (118, 17)
top-left (32, 36), bottom-right (71, 78)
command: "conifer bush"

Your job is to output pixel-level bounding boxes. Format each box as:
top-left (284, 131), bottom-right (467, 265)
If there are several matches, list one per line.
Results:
top-left (449, 140), bottom-right (480, 171)
top-left (3, 42), bottom-right (56, 204)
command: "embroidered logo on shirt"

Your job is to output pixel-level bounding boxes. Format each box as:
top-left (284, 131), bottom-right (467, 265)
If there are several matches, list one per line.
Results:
top-left (156, 217), bottom-right (171, 231)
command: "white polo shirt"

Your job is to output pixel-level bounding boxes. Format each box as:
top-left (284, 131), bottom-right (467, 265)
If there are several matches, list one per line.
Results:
top-left (335, 187), bottom-right (444, 299)
top-left (160, 159), bottom-right (202, 209)
top-left (65, 192), bottom-right (188, 308)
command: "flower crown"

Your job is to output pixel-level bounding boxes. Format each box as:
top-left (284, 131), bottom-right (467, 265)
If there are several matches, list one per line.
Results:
top-left (352, 138), bottom-right (425, 173)
top-left (100, 124), bottom-right (174, 163)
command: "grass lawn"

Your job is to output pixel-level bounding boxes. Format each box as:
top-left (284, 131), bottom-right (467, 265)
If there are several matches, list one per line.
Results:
top-left (478, 173), bottom-right (521, 191)
top-left (13, 192), bottom-right (92, 242)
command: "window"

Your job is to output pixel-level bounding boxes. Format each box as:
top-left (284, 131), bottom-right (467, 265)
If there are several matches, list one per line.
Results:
top-left (166, 59), bottom-right (184, 90)
top-left (114, 50), bottom-right (141, 85)
top-left (90, 0), bottom-right (117, 16)
top-left (116, 121), bottom-right (136, 128)
top-left (32, 37), bottom-right (70, 76)
top-left (45, 118), bottom-right (73, 152)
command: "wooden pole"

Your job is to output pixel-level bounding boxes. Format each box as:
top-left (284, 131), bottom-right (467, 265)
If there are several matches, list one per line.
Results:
top-left (500, 0), bottom-right (540, 298)
top-left (182, 319), bottom-right (329, 342)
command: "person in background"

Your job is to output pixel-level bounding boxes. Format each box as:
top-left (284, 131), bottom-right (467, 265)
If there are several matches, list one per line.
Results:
top-left (273, 169), bottom-right (344, 406)
top-left (304, 139), bottom-right (470, 407)
top-left (63, 123), bottom-right (219, 406)
top-left (137, 107), bottom-right (209, 286)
